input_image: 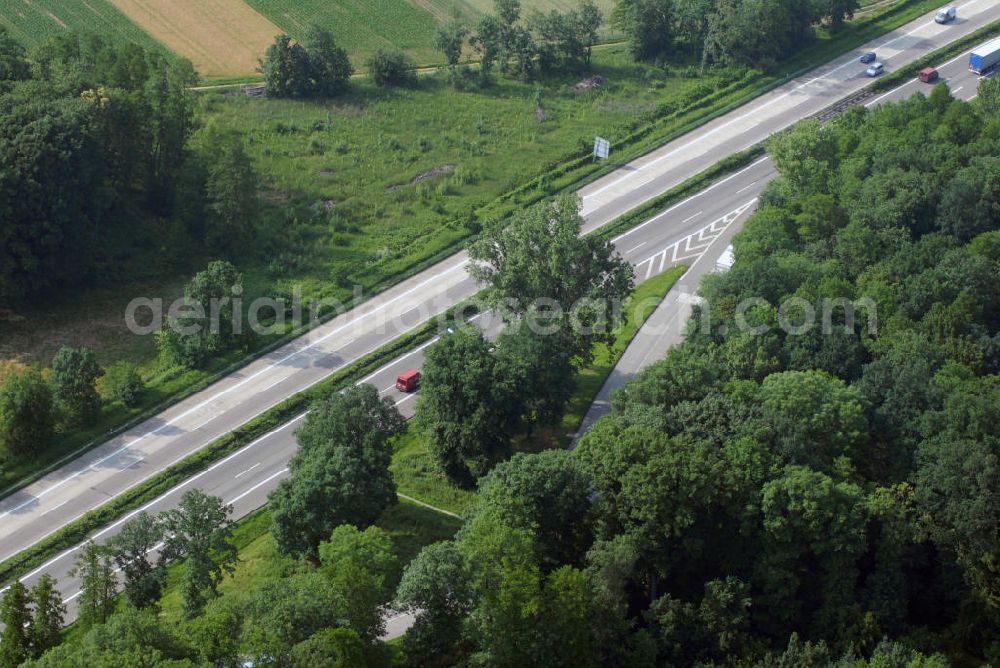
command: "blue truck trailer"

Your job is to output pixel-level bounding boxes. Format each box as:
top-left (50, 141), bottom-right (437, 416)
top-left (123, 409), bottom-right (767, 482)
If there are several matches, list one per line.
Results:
top-left (969, 37), bottom-right (1000, 75)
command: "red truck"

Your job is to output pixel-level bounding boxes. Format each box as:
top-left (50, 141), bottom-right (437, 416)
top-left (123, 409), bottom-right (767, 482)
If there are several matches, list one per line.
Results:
top-left (396, 369), bottom-right (420, 392)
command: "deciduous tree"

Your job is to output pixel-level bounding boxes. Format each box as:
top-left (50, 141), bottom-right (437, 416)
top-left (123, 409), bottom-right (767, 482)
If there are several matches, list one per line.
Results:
top-left (417, 327), bottom-right (517, 487)
top-left (469, 193), bottom-right (634, 361)
top-left (0, 367), bottom-right (54, 457)
top-left (304, 25), bottom-right (353, 96)
top-left (319, 525), bottom-right (399, 640)
top-left (51, 346), bottom-right (104, 425)
top-left (109, 511), bottom-right (166, 609)
top-left (160, 489), bottom-right (237, 618)
top-left (270, 385), bottom-right (402, 559)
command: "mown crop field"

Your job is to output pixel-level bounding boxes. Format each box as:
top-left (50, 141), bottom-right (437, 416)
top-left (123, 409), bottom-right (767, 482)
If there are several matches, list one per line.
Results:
top-left (107, 0), bottom-right (281, 78)
top-left (1, 0), bottom-right (618, 78)
top-left (0, 0), bottom-right (166, 55)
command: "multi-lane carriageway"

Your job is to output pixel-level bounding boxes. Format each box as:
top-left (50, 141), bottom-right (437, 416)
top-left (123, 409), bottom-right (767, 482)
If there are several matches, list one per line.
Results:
top-left (1, 0), bottom-right (997, 628)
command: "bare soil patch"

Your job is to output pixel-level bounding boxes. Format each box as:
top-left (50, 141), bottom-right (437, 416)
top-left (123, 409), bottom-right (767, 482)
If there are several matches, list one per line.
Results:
top-left (387, 164), bottom-right (456, 191)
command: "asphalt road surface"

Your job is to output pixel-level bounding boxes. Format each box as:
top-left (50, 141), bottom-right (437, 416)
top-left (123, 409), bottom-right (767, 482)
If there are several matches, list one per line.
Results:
top-left (1, 3), bottom-right (997, 633)
top-left (574, 49), bottom-right (995, 437)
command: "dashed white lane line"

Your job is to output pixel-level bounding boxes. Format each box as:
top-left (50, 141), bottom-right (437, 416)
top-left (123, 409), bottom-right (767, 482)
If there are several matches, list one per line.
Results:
top-left (0, 257), bottom-right (470, 520)
top-left (40, 500), bottom-right (69, 517)
top-left (610, 156), bottom-right (771, 244)
top-left (681, 211), bottom-right (703, 224)
top-left (583, 0), bottom-right (983, 203)
top-left (62, 467), bottom-right (290, 605)
top-left (234, 463), bottom-right (261, 479)
top-left (625, 242), bottom-right (646, 254)
top-left (395, 393), bottom-right (419, 407)
top-left (0, 417), bottom-right (305, 597)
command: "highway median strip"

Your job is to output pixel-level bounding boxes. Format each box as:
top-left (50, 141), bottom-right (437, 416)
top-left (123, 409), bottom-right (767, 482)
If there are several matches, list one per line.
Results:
top-left (0, 174), bottom-right (707, 589)
top-left (1, 0), bottom-right (967, 499)
top-left (0, 304), bottom-right (474, 588)
top-left (870, 17), bottom-right (1000, 92)
top-left (4, 0), bottom-right (990, 590)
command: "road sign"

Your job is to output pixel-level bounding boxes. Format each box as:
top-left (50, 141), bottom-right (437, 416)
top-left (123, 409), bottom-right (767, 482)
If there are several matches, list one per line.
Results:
top-left (593, 136), bottom-right (610, 160)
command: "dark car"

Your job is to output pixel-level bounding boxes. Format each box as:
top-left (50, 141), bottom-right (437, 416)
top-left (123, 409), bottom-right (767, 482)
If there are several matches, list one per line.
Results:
top-left (860, 51), bottom-right (877, 64)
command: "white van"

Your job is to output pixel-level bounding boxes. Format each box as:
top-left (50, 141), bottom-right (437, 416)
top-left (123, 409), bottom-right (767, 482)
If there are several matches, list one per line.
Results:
top-left (935, 5), bottom-right (956, 23)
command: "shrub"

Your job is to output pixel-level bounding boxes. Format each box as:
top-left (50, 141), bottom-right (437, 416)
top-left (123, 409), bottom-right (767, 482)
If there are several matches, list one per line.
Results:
top-left (103, 362), bottom-right (144, 408)
top-left (366, 50), bottom-right (416, 87)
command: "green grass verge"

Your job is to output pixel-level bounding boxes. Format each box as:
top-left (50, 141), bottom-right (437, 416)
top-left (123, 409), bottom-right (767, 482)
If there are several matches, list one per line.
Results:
top-left (1, 0), bottom-right (942, 497)
top-left (154, 499), bottom-right (462, 626)
top-left (391, 263), bottom-right (688, 508)
top-left (871, 18), bottom-right (1000, 92)
top-left (0, 303), bottom-right (476, 588)
top-left (561, 264), bottom-right (688, 435)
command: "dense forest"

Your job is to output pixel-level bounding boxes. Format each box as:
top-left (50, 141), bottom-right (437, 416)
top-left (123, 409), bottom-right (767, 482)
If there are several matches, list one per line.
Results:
top-left (4, 79), bottom-right (998, 667)
top-left (0, 27), bottom-right (257, 305)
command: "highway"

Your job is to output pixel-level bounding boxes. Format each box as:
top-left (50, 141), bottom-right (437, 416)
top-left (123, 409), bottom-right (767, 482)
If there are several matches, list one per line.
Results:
top-left (4, 156), bottom-right (774, 627)
top-left (0, 0), bottom-right (997, 631)
top-left (574, 48), bottom-right (994, 438)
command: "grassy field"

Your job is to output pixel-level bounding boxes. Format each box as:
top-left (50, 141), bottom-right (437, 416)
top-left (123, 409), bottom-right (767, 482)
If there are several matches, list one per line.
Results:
top-left (200, 44), bottom-right (729, 301)
top-left (0, 0), bottom-right (956, 496)
top-left (0, 0), bottom-right (166, 55)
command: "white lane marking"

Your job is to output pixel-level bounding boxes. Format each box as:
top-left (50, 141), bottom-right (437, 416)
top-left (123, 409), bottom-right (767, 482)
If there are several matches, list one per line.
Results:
top-left (62, 468), bottom-right (289, 605)
top-left (625, 242), bottom-right (646, 254)
top-left (395, 393), bottom-right (419, 407)
top-left (0, 311), bottom-right (440, 555)
top-left (736, 182), bottom-right (756, 194)
top-left (952, 86), bottom-right (963, 94)
top-left (0, 416), bottom-right (306, 596)
top-left (0, 257), bottom-right (470, 520)
top-left (234, 463), bottom-right (261, 479)
top-left (866, 47), bottom-right (981, 107)
top-left (969, 93), bottom-right (978, 100)
top-left (585, 1), bottom-right (982, 203)
top-left (865, 81), bottom-right (914, 107)
top-left (610, 156), bottom-right (770, 243)
top-left (229, 468), bottom-right (288, 506)
top-left (40, 500), bottom-right (69, 517)
top-left (681, 211), bottom-right (703, 224)
top-left (192, 415), bottom-right (215, 431)
top-left (634, 199), bottom-right (758, 279)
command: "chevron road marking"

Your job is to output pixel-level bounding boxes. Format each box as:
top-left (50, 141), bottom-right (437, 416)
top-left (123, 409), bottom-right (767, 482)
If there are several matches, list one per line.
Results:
top-left (634, 199), bottom-right (757, 281)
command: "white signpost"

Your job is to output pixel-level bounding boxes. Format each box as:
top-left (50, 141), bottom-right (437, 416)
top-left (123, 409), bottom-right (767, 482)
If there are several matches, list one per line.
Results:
top-left (593, 136), bottom-right (610, 160)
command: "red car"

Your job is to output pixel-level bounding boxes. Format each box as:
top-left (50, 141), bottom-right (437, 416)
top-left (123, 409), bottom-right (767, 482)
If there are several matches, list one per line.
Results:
top-left (396, 369), bottom-right (420, 392)
top-left (918, 67), bottom-right (939, 83)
